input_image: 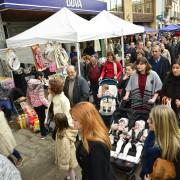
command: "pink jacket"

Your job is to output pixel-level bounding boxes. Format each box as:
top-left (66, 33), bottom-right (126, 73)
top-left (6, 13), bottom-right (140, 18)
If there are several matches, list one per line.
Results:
top-left (26, 79), bottom-right (48, 107)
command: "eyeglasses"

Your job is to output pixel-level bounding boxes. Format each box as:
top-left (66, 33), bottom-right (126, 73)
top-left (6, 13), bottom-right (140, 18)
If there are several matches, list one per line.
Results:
top-left (67, 71), bottom-right (76, 75)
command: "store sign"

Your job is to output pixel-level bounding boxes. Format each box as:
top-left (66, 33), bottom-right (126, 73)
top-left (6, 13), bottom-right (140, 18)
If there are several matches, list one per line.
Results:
top-left (0, 0), bottom-right (107, 13)
top-left (66, 0), bottom-right (82, 8)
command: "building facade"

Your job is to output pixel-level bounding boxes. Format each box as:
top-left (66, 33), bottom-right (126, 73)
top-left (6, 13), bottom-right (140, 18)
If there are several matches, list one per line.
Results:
top-left (104, 0), bottom-right (180, 28)
top-left (104, 0), bottom-right (154, 25)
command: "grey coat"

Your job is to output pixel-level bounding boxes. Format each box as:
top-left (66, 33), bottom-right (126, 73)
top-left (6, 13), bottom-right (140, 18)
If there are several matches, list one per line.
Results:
top-left (64, 75), bottom-right (89, 106)
top-left (126, 70), bottom-right (162, 111)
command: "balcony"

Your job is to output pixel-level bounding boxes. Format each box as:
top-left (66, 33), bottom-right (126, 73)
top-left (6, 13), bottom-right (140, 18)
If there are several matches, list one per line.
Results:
top-left (133, 13), bottom-right (154, 22)
top-left (170, 11), bottom-right (180, 20)
top-left (165, 0), bottom-right (172, 8)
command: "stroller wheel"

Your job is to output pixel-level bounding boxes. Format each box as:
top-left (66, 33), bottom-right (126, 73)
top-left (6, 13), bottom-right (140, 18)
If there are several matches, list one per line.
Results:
top-left (126, 174), bottom-right (135, 180)
top-left (126, 168), bottom-right (136, 180)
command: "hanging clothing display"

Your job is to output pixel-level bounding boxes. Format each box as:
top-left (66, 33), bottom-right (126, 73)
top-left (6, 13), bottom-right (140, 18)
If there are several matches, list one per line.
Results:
top-left (6, 49), bottom-right (20, 71)
top-left (31, 44), bottom-right (45, 71)
top-left (44, 42), bottom-right (57, 73)
top-left (53, 43), bottom-right (69, 68)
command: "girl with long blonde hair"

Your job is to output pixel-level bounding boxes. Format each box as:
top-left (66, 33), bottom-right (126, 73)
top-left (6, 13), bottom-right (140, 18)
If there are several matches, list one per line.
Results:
top-left (141, 105), bottom-right (180, 180)
top-left (71, 102), bottom-right (116, 180)
top-left (151, 105), bottom-right (180, 161)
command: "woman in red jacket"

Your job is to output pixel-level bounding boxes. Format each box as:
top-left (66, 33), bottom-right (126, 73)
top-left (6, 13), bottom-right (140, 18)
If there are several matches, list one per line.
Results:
top-left (99, 52), bottom-right (123, 80)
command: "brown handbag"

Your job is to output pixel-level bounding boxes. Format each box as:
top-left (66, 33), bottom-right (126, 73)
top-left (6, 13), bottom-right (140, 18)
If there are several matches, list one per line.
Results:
top-left (150, 158), bottom-right (176, 180)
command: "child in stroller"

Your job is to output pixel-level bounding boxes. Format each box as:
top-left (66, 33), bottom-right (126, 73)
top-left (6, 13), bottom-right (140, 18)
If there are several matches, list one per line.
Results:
top-left (109, 105), bottom-right (149, 180)
top-left (98, 79), bottom-right (118, 116)
top-left (111, 120), bottom-right (148, 164)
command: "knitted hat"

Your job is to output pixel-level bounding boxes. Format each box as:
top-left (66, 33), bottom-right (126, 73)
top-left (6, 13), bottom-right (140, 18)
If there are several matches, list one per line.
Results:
top-left (135, 120), bottom-right (145, 130)
top-left (118, 118), bottom-right (129, 127)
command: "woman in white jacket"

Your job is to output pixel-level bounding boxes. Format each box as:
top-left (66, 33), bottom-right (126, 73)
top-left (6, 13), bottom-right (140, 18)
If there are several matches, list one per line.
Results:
top-left (45, 78), bottom-right (73, 131)
top-left (0, 110), bottom-right (23, 167)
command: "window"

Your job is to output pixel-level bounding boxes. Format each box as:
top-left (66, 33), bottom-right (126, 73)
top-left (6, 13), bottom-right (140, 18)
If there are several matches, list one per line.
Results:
top-left (107, 0), bottom-right (123, 12)
top-left (132, 0), bottom-right (152, 13)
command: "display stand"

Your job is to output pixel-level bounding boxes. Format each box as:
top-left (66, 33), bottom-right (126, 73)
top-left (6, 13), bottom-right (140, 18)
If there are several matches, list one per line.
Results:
top-left (14, 97), bottom-right (40, 132)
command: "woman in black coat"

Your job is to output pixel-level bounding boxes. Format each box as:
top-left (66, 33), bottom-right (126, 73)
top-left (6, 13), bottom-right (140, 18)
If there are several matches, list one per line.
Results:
top-left (161, 58), bottom-right (180, 121)
top-left (71, 102), bottom-right (117, 180)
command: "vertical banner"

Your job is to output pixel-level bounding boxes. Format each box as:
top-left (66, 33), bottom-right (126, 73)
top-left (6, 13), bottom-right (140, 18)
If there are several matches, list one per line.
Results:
top-left (31, 44), bottom-right (45, 71)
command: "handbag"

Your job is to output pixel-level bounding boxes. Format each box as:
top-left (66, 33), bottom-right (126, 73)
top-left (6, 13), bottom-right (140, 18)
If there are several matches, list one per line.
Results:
top-left (162, 96), bottom-right (171, 107)
top-left (47, 101), bottom-right (57, 140)
top-left (47, 102), bottom-right (55, 131)
top-left (150, 158), bottom-right (176, 180)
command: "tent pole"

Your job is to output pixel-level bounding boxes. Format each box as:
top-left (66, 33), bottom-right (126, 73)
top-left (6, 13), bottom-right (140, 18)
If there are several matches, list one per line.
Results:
top-left (121, 35), bottom-right (125, 73)
top-left (76, 42), bottom-right (81, 76)
top-left (105, 38), bottom-right (108, 55)
top-left (143, 33), bottom-right (146, 45)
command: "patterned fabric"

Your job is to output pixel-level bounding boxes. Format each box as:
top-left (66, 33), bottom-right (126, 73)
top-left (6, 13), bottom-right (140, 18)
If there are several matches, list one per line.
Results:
top-left (26, 79), bottom-right (48, 108)
top-left (126, 70), bottom-right (162, 113)
top-left (31, 44), bottom-right (45, 71)
top-left (0, 154), bottom-right (22, 180)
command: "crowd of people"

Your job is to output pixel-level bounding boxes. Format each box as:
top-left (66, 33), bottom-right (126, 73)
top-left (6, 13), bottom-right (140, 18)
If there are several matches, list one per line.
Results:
top-left (0, 34), bottom-right (180, 180)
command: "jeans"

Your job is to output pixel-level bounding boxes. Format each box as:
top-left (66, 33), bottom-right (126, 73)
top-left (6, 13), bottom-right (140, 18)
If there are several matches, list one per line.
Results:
top-left (34, 105), bottom-right (47, 137)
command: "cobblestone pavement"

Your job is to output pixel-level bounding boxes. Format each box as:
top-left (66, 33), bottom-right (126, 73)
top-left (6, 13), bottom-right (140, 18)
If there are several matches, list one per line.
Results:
top-left (12, 128), bottom-right (141, 180)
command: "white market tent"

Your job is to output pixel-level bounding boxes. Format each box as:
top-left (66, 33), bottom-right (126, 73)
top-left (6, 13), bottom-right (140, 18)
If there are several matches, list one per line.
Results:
top-left (7, 8), bottom-right (144, 48)
top-left (89, 10), bottom-right (144, 67)
top-left (6, 7), bottom-right (101, 48)
top-left (90, 10), bottom-right (144, 38)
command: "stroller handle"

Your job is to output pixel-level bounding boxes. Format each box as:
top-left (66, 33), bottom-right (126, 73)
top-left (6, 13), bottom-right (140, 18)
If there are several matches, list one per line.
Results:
top-left (99, 78), bottom-right (118, 86)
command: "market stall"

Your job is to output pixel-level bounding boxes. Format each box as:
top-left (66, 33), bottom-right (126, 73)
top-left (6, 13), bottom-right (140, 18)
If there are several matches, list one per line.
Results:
top-left (6, 8), bottom-right (144, 70)
top-left (6, 7), bottom-right (103, 75)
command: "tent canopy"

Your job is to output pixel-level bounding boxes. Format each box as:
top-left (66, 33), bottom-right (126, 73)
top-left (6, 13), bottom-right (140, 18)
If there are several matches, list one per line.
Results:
top-left (6, 8), bottom-right (101, 48)
top-left (90, 10), bottom-right (144, 38)
top-left (7, 8), bottom-right (144, 49)
top-left (159, 24), bottom-right (180, 32)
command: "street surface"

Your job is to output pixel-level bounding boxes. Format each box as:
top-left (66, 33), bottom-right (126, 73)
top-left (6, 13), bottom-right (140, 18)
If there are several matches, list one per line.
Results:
top-left (12, 128), bottom-right (141, 180)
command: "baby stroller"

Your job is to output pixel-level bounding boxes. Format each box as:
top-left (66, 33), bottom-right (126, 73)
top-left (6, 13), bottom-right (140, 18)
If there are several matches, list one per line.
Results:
top-left (109, 101), bottom-right (149, 180)
top-left (98, 79), bottom-right (118, 127)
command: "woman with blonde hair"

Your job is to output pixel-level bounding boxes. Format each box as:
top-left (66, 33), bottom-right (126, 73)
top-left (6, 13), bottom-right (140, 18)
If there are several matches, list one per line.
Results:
top-left (71, 102), bottom-right (117, 180)
top-left (140, 105), bottom-right (180, 180)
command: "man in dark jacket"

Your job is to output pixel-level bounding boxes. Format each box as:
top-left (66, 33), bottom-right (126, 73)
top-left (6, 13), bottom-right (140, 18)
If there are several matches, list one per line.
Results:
top-left (64, 65), bottom-right (89, 107)
top-left (148, 45), bottom-right (170, 82)
top-left (170, 38), bottom-right (180, 63)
